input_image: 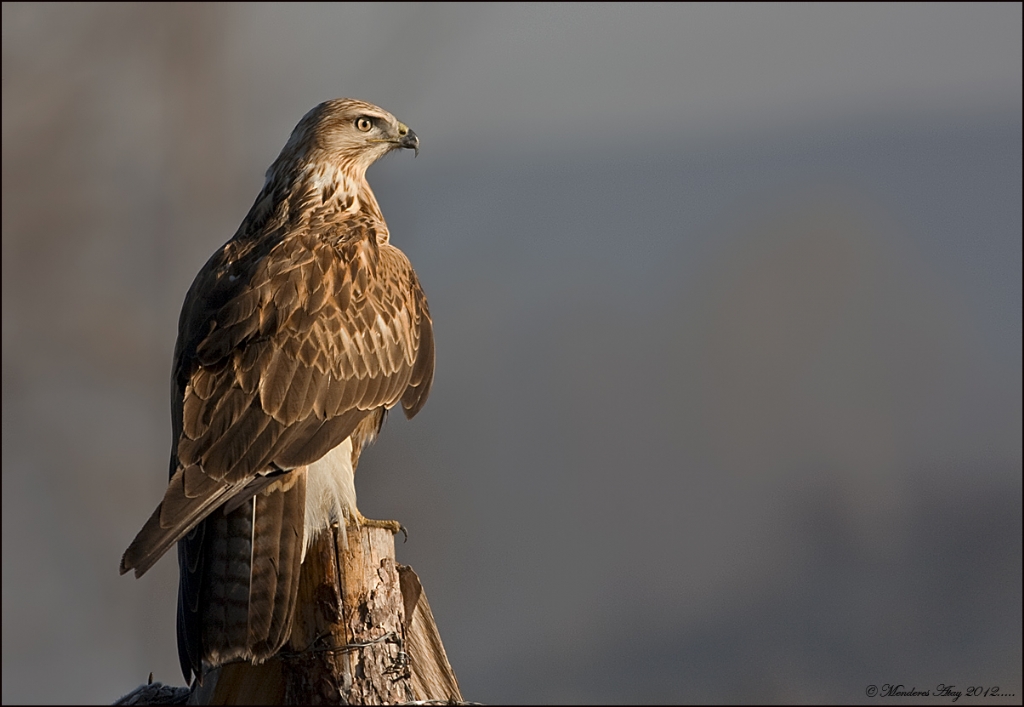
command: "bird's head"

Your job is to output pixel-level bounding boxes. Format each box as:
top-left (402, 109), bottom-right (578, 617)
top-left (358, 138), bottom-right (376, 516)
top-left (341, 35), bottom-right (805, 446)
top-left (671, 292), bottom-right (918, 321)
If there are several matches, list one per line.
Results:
top-left (282, 98), bottom-right (419, 179)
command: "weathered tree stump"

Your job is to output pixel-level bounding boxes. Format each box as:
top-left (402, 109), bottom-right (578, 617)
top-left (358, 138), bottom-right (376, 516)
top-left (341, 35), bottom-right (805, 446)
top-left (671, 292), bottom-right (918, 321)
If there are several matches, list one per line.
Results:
top-left (118, 522), bottom-right (462, 705)
top-left (280, 523), bottom-right (416, 704)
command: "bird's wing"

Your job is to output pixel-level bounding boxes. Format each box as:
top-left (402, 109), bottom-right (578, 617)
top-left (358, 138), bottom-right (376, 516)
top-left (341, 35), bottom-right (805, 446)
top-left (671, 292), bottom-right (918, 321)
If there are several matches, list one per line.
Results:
top-left (120, 217), bottom-right (434, 578)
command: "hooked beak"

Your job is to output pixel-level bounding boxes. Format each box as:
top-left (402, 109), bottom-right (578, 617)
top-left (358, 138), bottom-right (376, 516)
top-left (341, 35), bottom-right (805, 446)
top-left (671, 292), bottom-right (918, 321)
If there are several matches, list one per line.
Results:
top-left (397, 125), bottom-right (419, 157)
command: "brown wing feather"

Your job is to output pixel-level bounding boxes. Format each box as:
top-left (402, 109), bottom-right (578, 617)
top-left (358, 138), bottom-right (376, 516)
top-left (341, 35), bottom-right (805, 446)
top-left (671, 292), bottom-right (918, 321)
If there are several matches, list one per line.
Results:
top-left (121, 218), bottom-right (433, 578)
top-left (400, 263), bottom-right (434, 418)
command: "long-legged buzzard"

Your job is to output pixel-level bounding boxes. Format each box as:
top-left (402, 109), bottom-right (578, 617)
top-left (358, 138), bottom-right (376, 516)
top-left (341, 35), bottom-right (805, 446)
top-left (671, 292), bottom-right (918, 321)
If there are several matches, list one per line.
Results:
top-left (120, 98), bottom-right (434, 685)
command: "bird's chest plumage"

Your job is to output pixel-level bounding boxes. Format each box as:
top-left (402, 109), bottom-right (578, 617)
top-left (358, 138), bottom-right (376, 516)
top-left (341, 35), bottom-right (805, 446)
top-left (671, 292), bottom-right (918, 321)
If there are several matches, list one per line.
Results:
top-left (302, 436), bottom-right (356, 556)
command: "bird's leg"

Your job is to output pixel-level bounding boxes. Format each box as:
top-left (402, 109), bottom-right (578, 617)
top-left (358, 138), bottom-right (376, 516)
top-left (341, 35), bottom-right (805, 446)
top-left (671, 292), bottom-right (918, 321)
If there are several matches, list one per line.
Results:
top-left (349, 509), bottom-right (406, 540)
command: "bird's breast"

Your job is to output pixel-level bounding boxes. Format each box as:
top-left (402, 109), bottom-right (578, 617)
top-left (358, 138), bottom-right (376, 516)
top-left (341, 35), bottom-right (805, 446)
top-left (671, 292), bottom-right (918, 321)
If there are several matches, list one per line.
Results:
top-left (301, 436), bottom-right (356, 558)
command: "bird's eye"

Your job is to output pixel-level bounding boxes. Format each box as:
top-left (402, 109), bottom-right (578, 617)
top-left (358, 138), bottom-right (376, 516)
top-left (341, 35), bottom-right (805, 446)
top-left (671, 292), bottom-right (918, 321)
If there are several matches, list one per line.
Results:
top-left (355, 117), bottom-right (374, 132)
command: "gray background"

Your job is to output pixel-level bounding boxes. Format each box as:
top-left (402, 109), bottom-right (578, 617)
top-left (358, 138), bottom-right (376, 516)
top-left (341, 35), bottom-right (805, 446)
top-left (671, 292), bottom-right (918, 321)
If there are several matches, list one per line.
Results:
top-left (2, 3), bottom-right (1021, 704)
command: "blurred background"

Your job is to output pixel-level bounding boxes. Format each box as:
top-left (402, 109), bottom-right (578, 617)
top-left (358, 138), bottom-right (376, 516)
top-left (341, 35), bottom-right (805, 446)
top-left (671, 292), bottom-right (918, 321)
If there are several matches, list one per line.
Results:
top-left (2, 3), bottom-right (1021, 704)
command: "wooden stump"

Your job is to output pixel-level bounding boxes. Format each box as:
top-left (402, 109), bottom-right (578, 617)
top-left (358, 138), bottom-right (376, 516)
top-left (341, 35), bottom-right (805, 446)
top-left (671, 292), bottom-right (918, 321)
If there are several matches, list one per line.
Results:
top-left (397, 563), bottom-right (463, 703)
top-left (282, 523), bottom-right (414, 704)
top-left (168, 522), bottom-right (462, 705)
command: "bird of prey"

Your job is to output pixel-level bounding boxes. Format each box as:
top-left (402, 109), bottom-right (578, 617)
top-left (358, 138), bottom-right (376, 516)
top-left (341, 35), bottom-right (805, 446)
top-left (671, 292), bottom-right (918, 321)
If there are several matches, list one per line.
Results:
top-left (120, 98), bottom-right (433, 686)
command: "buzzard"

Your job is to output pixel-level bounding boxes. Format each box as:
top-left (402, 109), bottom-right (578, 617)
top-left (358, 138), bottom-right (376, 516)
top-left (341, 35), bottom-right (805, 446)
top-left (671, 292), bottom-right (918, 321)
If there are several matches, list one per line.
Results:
top-left (120, 98), bottom-right (434, 685)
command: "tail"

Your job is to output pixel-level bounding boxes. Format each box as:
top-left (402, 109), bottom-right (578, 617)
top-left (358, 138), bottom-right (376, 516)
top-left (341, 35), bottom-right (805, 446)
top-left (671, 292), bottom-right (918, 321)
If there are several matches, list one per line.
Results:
top-left (177, 471), bottom-right (306, 684)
